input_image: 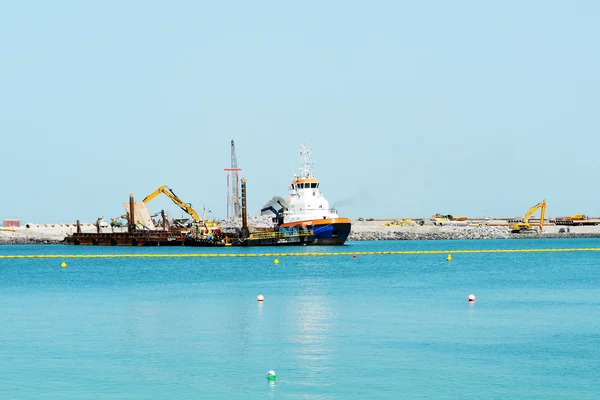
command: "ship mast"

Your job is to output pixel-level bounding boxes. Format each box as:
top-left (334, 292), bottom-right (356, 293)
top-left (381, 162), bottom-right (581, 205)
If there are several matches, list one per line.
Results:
top-left (298, 144), bottom-right (314, 179)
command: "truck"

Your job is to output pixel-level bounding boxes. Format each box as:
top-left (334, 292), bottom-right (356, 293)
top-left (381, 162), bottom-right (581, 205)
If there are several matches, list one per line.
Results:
top-left (553, 214), bottom-right (598, 226)
top-left (431, 214), bottom-right (468, 226)
top-left (554, 214), bottom-right (588, 225)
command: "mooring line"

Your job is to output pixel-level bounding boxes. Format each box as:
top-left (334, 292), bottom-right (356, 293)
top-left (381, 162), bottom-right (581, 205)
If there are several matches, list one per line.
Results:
top-left (1, 248), bottom-right (600, 259)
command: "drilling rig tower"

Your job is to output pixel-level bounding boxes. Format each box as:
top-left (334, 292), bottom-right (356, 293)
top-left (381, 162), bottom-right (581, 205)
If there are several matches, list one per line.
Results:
top-left (224, 139), bottom-right (242, 218)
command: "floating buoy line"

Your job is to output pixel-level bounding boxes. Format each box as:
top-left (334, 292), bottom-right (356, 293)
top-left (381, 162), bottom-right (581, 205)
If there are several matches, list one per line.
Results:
top-left (1, 248), bottom-right (600, 260)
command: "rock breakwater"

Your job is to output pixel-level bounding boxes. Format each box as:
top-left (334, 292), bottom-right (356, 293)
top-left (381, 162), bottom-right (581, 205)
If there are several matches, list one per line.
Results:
top-left (0, 236), bottom-right (64, 245)
top-left (348, 226), bottom-right (600, 241)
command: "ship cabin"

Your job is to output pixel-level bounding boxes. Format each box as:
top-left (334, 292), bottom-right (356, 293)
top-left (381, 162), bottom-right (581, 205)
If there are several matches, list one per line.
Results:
top-left (290, 178), bottom-right (320, 191)
top-left (286, 177), bottom-right (339, 223)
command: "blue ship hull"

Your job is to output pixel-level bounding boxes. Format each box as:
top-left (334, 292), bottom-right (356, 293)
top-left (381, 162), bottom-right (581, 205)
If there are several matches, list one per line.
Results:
top-left (311, 222), bottom-right (351, 245)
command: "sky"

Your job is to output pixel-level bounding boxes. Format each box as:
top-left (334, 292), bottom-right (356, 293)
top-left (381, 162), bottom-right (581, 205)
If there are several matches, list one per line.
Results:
top-left (1, 1), bottom-right (599, 223)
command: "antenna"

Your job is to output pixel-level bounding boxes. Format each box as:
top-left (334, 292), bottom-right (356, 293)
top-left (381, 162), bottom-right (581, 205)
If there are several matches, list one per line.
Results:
top-left (298, 144), bottom-right (314, 178)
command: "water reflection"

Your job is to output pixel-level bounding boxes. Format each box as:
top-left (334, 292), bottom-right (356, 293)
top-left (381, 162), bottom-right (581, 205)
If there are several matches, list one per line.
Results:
top-left (268, 379), bottom-right (276, 399)
top-left (468, 302), bottom-right (476, 315)
top-left (290, 294), bottom-right (335, 379)
top-left (257, 301), bottom-right (264, 318)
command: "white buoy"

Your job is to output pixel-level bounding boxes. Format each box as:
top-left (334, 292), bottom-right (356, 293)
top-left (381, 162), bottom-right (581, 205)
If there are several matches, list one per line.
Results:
top-left (267, 370), bottom-right (277, 380)
top-left (257, 294), bottom-right (264, 302)
top-left (468, 294), bottom-right (476, 303)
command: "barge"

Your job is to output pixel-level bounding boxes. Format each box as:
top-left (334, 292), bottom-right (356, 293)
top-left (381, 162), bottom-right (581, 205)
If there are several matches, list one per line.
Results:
top-left (65, 194), bottom-right (186, 246)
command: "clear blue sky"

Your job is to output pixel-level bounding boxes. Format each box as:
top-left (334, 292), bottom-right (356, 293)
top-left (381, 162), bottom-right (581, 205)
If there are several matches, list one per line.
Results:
top-left (1, 1), bottom-right (599, 223)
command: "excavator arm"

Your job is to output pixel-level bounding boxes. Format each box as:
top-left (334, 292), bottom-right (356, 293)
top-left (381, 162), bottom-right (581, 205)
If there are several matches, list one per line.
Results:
top-left (143, 185), bottom-right (168, 204)
top-left (523, 200), bottom-right (547, 226)
top-left (142, 186), bottom-right (200, 222)
top-left (538, 201), bottom-right (546, 231)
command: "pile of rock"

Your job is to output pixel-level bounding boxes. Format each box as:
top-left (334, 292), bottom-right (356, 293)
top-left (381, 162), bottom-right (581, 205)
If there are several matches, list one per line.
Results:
top-left (218, 215), bottom-right (275, 229)
top-left (0, 236), bottom-right (63, 245)
top-left (349, 225), bottom-right (600, 241)
top-left (349, 226), bottom-right (511, 241)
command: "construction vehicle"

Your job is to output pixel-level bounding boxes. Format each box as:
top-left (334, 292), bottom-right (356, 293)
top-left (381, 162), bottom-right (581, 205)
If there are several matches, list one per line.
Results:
top-left (431, 214), bottom-right (468, 226)
top-left (142, 185), bottom-right (201, 222)
top-left (383, 219), bottom-right (425, 227)
top-left (510, 200), bottom-right (546, 233)
top-left (553, 214), bottom-right (589, 225)
top-left (383, 219), bottom-right (410, 227)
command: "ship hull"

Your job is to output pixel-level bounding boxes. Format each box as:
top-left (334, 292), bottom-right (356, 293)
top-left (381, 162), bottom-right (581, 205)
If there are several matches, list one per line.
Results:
top-left (280, 219), bottom-right (351, 245)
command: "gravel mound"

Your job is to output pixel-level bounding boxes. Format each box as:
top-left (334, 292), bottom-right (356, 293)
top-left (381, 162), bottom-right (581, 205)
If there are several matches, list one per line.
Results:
top-left (0, 236), bottom-right (64, 245)
top-left (218, 215), bottom-right (275, 229)
top-left (348, 226), bottom-right (600, 241)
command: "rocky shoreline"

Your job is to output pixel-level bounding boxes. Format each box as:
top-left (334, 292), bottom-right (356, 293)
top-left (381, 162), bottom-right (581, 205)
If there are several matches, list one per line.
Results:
top-left (0, 237), bottom-right (64, 245)
top-left (348, 229), bottom-right (600, 241)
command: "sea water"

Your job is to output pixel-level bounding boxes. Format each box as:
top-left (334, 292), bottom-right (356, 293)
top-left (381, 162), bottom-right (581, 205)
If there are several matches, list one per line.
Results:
top-left (1, 239), bottom-right (600, 399)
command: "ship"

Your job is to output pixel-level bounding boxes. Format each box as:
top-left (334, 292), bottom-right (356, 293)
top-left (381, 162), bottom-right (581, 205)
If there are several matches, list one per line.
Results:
top-left (277, 145), bottom-right (351, 245)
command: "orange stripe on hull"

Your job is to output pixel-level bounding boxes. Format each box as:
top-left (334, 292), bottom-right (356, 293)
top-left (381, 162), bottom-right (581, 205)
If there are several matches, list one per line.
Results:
top-left (280, 218), bottom-right (350, 227)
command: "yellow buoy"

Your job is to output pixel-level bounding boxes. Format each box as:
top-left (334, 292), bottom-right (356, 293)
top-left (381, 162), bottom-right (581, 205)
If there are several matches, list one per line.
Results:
top-left (446, 254), bottom-right (452, 262)
top-left (274, 259), bottom-right (279, 265)
top-left (60, 262), bottom-right (67, 268)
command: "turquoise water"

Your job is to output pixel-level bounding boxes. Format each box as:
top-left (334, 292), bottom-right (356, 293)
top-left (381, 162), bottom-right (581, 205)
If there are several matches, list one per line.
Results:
top-left (1, 239), bottom-right (600, 399)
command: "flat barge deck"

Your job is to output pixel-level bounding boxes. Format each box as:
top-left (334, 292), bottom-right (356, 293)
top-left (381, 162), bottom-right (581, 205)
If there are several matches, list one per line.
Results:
top-left (65, 231), bottom-right (186, 246)
top-left (184, 230), bottom-right (315, 247)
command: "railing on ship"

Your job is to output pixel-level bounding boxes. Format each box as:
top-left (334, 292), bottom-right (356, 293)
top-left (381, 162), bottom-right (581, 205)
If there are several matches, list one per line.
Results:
top-left (250, 228), bottom-right (312, 239)
top-left (281, 208), bottom-right (338, 218)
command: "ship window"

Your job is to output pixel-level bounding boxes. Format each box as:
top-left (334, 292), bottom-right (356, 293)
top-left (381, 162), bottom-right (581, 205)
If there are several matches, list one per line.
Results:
top-left (313, 191), bottom-right (316, 196)
top-left (311, 183), bottom-right (317, 188)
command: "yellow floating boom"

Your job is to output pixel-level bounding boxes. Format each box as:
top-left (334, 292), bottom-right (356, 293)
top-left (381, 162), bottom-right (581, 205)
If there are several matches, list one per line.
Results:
top-left (1, 247), bottom-right (599, 259)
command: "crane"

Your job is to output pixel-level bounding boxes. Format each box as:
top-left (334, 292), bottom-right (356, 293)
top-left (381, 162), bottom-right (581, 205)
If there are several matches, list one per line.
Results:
top-left (142, 185), bottom-right (200, 222)
top-left (511, 200), bottom-right (547, 233)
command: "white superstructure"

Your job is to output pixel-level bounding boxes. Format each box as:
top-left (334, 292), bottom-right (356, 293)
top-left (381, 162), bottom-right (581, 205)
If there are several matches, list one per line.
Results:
top-left (283, 145), bottom-right (340, 224)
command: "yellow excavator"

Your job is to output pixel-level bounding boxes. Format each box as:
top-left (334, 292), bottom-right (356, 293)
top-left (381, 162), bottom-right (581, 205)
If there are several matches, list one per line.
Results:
top-left (142, 185), bottom-right (200, 222)
top-left (511, 200), bottom-right (546, 233)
